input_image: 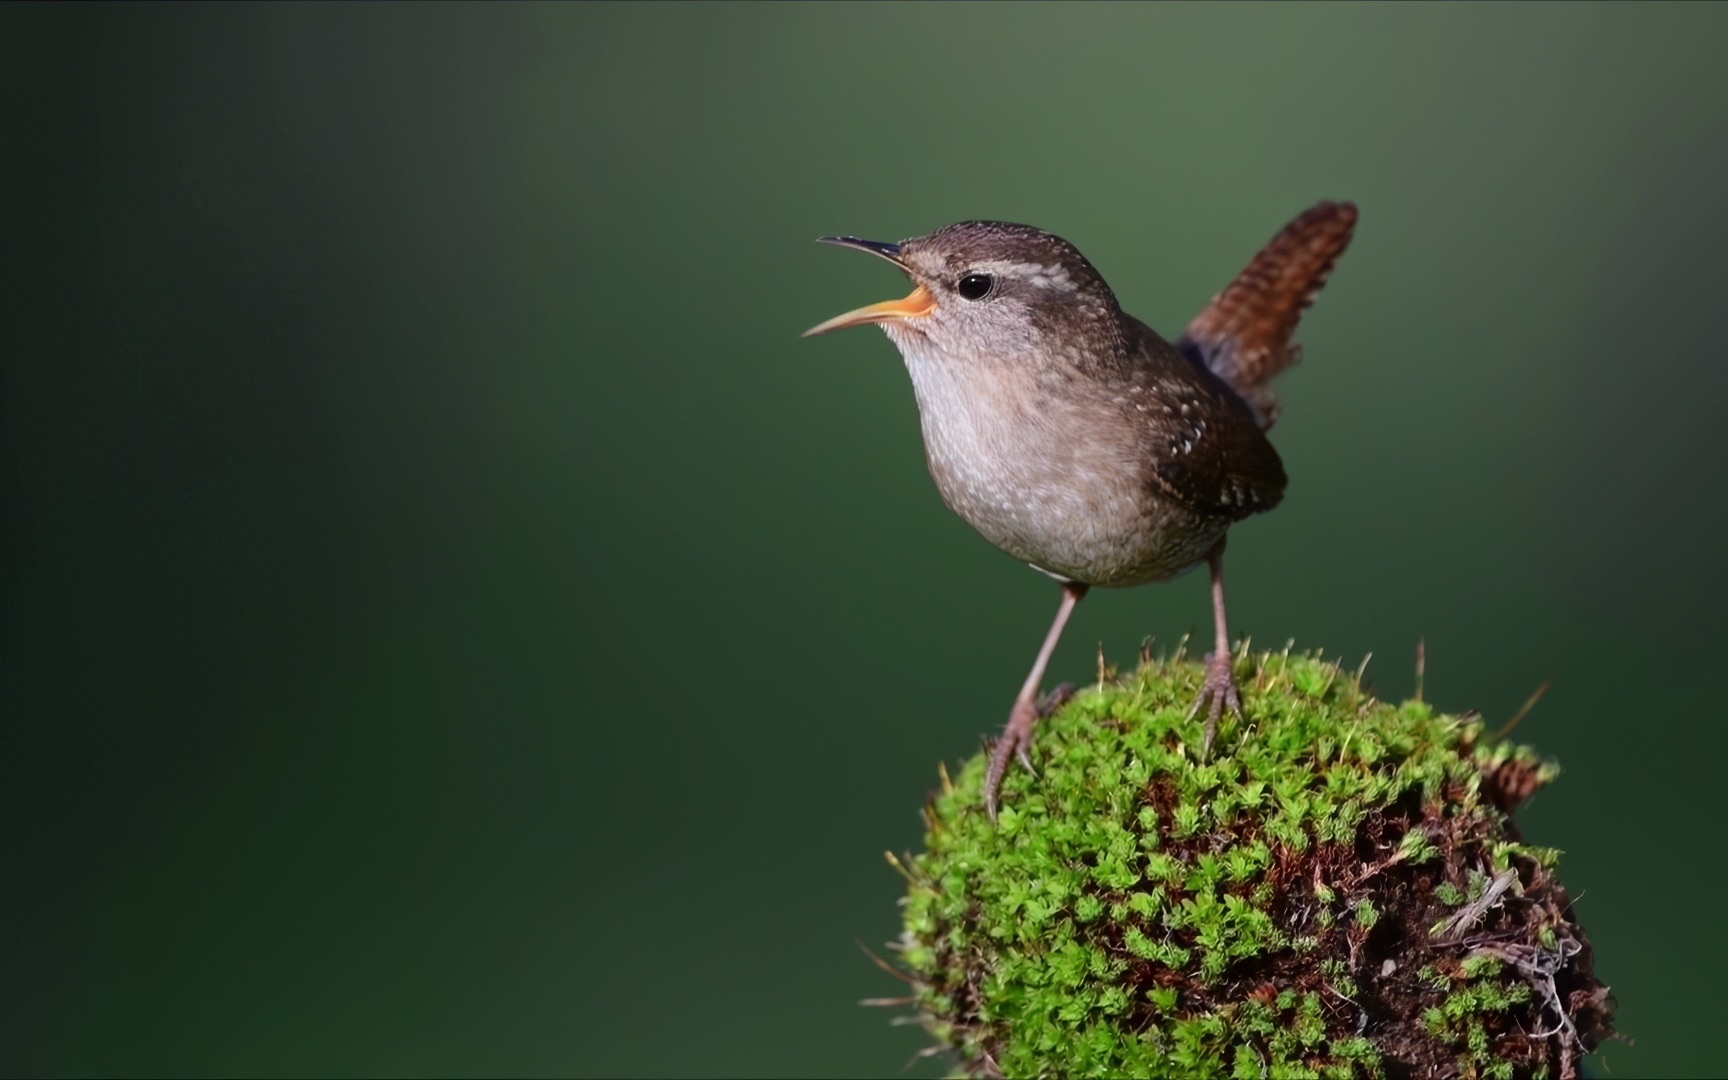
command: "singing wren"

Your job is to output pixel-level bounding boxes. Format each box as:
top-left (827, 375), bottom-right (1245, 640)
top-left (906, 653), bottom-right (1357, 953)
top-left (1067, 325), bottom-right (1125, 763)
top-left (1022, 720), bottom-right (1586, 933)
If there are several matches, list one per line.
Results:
top-left (804, 202), bottom-right (1357, 819)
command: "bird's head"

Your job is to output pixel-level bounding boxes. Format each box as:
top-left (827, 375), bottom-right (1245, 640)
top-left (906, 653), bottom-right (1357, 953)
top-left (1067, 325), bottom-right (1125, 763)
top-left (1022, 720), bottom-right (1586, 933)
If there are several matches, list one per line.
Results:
top-left (803, 221), bottom-right (1121, 361)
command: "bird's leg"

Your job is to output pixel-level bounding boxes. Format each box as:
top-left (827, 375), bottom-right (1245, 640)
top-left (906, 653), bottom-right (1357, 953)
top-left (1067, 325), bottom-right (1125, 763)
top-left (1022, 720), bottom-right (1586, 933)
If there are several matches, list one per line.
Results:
top-left (1189, 538), bottom-right (1243, 757)
top-left (984, 581), bottom-right (1088, 822)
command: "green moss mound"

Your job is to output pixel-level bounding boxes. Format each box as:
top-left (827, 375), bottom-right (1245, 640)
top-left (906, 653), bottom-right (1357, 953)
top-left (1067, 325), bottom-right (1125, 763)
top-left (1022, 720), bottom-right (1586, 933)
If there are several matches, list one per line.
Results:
top-left (896, 648), bottom-right (1615, 1079)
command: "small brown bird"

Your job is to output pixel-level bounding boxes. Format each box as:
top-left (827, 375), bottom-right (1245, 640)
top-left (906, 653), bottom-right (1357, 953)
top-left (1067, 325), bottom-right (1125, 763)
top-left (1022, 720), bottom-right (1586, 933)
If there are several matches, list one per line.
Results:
top-left (805, 203), bottom-right (1357, 819)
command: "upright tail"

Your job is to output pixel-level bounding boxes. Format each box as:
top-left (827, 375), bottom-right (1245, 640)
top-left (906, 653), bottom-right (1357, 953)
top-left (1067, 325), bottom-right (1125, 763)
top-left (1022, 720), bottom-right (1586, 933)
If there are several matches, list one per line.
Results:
top-left (1177, 201), bottom-right (1358, 430)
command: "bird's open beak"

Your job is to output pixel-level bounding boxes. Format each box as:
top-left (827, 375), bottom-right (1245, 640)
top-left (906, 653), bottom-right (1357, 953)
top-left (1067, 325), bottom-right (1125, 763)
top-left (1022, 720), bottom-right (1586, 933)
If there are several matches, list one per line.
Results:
top-left (802, 236), bottom-right (937, 337)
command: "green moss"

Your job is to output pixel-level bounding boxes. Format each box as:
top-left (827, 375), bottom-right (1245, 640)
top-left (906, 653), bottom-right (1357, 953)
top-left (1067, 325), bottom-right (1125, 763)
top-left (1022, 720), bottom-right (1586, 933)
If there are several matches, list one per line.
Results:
top-left (894, 648), bottom-right (1614, 1078)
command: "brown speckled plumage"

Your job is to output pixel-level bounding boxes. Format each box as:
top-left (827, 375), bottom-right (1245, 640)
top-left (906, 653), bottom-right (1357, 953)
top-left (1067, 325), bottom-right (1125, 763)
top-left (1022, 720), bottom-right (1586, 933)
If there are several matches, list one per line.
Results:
top-left (875, 222), bottom-right (1293, 589)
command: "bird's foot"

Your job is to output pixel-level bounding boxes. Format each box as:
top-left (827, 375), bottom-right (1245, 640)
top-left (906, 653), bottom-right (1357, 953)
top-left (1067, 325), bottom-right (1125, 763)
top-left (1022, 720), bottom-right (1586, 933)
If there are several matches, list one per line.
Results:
top-left (1188, 650), bottom-right (1244, 760)
top-left (982, 684), bottom-right (1076, 823)
top-left (984, 698), bottom-right (1040, 823)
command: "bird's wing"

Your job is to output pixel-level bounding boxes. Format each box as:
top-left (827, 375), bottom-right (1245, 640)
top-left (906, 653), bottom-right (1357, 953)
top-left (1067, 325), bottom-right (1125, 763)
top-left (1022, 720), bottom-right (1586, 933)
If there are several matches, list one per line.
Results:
top-left (1126, 321), bottom-right (1288, 523)
top-left (1177, 201), bottom-right (1358, 430)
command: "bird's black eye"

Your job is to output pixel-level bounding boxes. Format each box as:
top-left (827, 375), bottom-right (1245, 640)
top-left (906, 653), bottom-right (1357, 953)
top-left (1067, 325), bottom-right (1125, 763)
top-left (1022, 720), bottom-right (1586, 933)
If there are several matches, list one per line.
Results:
top-left (956, 273), bottom-right (995, 301)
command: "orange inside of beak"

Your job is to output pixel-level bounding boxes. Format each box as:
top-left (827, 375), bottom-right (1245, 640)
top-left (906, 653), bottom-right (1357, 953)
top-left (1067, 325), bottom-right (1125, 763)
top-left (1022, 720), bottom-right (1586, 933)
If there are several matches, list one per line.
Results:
top-left (802, 284), bottom-right (936, 337)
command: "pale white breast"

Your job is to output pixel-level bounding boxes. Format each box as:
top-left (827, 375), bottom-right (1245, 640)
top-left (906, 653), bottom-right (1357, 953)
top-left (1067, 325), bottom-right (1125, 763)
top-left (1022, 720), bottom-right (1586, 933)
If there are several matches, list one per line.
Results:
top-left (885, 328), bottom-right (1193, 585)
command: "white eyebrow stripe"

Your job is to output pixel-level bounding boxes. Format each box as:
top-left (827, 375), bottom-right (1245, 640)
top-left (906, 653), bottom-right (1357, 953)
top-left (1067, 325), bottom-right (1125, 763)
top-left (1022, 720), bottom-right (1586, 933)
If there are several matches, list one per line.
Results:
top-left (964, 259), bottom-right (1073, 290)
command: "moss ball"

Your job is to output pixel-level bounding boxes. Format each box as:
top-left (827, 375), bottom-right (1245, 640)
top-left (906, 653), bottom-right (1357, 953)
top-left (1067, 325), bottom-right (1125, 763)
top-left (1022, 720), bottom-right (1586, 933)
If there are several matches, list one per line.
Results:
top-left (897, 649), bottom-right (1615, 1079)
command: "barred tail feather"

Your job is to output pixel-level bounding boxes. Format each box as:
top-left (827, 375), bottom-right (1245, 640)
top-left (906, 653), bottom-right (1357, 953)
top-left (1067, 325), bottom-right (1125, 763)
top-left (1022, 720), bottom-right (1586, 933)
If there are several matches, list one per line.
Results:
top-left (1177, 201), bottom-right (1358, 430)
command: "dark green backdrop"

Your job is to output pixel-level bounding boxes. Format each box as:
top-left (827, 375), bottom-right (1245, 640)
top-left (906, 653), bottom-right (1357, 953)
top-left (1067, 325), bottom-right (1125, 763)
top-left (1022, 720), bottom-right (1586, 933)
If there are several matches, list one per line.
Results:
top-left (6, 3), bottom-right (1726, 1076)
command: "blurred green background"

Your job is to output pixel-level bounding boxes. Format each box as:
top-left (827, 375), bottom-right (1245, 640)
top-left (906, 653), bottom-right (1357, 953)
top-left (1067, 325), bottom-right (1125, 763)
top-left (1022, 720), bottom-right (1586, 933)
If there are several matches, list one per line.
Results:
top-left (5, 3), bottom-right (1727, 1076)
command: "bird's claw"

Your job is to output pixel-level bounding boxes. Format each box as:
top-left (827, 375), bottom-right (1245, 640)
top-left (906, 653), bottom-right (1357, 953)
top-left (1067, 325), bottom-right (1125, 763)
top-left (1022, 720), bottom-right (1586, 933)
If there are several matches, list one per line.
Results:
top-left (1038, 682), bottom-right (1077, 718)
top-left (1188, 651), bottom-right (1244, 759)
top-left (985, 697), bottom-right (1042, 822)
top-left (1016, 742), bottom-right (1038, 778)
